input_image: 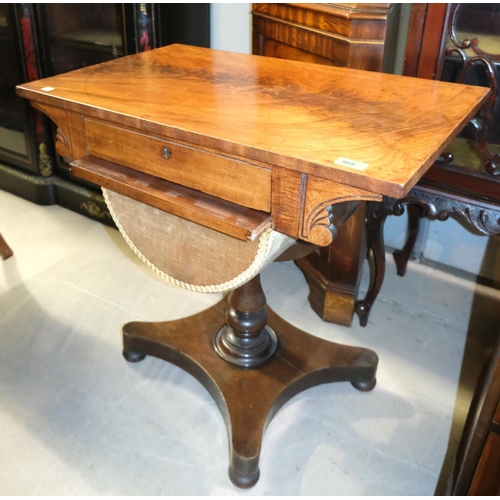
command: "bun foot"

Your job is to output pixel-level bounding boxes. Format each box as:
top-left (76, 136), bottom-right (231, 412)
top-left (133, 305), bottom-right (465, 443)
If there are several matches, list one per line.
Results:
top-left (354, 300), bottom-right (371, 327)
top-left (123, 349), bottom-right (146, 363)
top-left (229, 466), bottom-right (260, 489)
top-left (351, 378), bottom-right (376, 392)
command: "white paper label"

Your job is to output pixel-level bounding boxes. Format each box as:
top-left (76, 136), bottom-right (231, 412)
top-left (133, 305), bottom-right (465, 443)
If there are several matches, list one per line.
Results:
top-left (334, 157), bottom-right (369, 170)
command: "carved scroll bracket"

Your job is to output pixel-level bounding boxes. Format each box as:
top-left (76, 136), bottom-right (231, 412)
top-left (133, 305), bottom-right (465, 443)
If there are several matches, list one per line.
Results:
top-left (32, 102), bottom-right (86, 160)
top-left (55, 127), bottom-right (70, 157)
top-left (271, 166), bottom-right (381, 246)
top-left (302, 197), bottom-right (361, 246)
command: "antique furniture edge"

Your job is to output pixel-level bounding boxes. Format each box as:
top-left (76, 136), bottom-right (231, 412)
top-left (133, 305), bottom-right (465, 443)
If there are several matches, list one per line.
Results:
top-left (251, 9), bottom-right (388, 47)
top-left (17, 71), bottom-right (491, 200)
top-left (21, 89), bottom-right (489, 203)
top-left (70, 156), bottom-right (272, 242)
top-left (252, 3), bottom-right (392, 24)
top-left (397, 85), bottom-right (492, 198)
top-left (20, 97), bottom-right (384, 247)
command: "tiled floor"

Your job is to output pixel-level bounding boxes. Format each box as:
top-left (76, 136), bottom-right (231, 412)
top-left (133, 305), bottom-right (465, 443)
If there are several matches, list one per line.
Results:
top-left (1, 188), bottom-right (499, 495)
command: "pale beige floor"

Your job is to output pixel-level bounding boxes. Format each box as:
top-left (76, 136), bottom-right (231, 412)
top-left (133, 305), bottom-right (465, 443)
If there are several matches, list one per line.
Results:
top-left (0, 188), bottom-right (499, 495)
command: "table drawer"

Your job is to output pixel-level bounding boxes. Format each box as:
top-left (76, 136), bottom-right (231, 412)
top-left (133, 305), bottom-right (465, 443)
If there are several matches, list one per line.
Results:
top-left (70, 156), bottom-right (271, 242)
top-left (85, 119), bottom-right (271, 212)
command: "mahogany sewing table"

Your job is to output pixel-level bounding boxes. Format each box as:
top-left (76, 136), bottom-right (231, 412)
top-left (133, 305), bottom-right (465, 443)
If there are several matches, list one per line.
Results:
top-left (16, 44), bottom-right (489, 488)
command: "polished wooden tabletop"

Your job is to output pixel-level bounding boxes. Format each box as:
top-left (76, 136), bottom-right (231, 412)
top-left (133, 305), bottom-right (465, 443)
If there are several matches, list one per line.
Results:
top-left (17, 44), bottom-right (489, 198)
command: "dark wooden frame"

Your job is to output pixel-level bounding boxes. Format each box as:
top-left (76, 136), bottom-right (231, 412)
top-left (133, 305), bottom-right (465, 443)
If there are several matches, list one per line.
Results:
top-left (0, 4), bottom-right (54, 177)
top-left (448, 335), bottom-right (500, 495)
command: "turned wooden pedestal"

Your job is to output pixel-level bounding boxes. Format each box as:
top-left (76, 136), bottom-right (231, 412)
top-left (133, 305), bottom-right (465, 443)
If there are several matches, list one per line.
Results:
top-left (122, 274), bottom-right (378, 488)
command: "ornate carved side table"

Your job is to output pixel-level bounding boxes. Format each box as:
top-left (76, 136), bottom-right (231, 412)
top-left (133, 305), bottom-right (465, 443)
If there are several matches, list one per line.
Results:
top-left (17, 44), bottom-right (489, 488)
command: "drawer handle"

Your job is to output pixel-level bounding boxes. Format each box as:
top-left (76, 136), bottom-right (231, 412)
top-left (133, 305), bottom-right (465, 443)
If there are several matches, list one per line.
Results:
top-left (162, 147), bottom-right (170, 159)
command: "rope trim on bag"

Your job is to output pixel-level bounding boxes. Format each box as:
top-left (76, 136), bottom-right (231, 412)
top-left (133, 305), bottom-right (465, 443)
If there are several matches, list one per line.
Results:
top-left (102, 188), bottom-right (273, 293)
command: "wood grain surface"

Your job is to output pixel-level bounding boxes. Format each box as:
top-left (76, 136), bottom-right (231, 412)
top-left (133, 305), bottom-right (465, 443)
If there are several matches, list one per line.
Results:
top-left (85, 118), bottom-right (271, 212)
top-left (252, 3), bottom-right (392, 72)
top-left (16, 44), bottom-right (490, 198)
top-left (71, 156), bottom-right (271, 241)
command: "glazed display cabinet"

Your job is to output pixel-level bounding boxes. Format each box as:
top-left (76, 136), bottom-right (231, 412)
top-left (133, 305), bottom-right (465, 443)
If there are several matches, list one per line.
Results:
top-left (0, 3), bottom-right (209, 223)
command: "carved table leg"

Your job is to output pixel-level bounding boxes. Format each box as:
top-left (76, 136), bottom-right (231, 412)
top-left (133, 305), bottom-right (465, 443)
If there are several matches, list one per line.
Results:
top-left (355, 200), bottom-right (392, 327)
top-left (355, 187), bottom-right (500, 328)
top-left (392, 204), bottom-right (422, 277)
top-left (0, 233), bottom-right (13, 260)
top-left (123, 274), bottom-right (378, 488)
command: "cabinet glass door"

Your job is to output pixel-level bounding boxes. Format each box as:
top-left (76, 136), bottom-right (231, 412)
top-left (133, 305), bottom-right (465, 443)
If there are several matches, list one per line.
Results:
top-left (41, 4), bottom-right (124, 75)
top-left (440, 3), bottom-right (500, 176)
top-left (38, 4), bottom-right (126, 177)
top-left (0, 4), bottom-right (28, 158)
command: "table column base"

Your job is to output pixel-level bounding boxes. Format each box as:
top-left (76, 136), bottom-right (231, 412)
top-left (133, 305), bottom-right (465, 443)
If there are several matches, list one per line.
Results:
top-left (122, 297), bottom-right (378, 488)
